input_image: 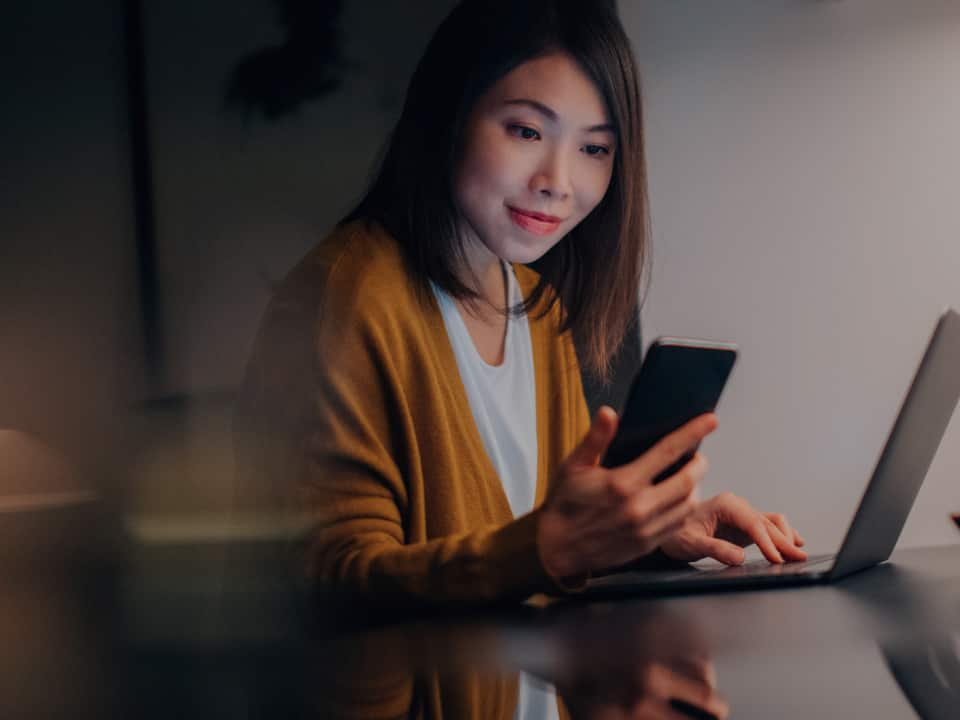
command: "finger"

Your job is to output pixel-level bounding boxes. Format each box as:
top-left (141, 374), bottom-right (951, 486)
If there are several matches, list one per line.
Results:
top-left (714, 498), bottom-right (787, 563)
top-left (615, 504), bottom-right (689, 561)
top-left (667, 657), bottom-right (717, 689)
top-left (641, 489), bottom-right (698, 540)
top-left (764, 517), bottom-right (808, 561)
top-left (670, 654), bottom-right (717, 690)
top-left (644, 665), bottom-right (730, 720)
top-left (626, 413), bottom-right (718, 486)
top-left (649, 451), bottom-right (709, 502)
top-left (686, 536), bottom-right (746, 566)
top-left (752, 523), bottom-right (783, 563)
top-left (764, 513), bottom-right (792, 544)
top-left (700, 660), bottom-right (718, 691)
top-left (788, 521), bottom-right (806, 547)
top-left (764, 512), bottom-right (807, 554)
top-left (565, 406), bottom-right (619, 469)
top-left (636, 452), bottom-right (707, 518)
top-left (617, 454), bottom-right (706, 543)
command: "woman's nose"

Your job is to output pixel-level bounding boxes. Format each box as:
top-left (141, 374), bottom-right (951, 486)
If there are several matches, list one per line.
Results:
top-left (529, 151), bottom-right (572, 200)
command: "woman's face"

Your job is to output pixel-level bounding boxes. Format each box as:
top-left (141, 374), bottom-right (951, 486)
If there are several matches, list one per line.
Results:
top-left (454, 51), bottom-right (616, 266)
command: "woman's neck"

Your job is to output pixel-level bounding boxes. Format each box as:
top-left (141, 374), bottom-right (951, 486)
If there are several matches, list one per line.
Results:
top-left (457, 233), bottom-right (507, 313)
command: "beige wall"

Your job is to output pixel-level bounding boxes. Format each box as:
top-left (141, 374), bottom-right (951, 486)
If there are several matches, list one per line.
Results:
top-left (621, 0), bottom-right (960, 550)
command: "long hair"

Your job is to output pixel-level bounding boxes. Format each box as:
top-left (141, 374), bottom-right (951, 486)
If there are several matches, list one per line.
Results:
top-left (344, 0), bottom-right (649, 381)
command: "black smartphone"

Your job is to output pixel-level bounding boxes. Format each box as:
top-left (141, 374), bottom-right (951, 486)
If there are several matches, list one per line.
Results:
top-left (601, 337), bottom-right (738, 482)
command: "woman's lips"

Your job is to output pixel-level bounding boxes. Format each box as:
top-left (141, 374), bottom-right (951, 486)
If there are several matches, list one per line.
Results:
top-left (508, 207), bottom-right (562, 236)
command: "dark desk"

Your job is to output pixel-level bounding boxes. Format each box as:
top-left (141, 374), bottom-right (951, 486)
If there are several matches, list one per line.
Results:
top-left (293, 545), bottom-right (960, 719)
top-left (5, 537), bottom-right (959, 718)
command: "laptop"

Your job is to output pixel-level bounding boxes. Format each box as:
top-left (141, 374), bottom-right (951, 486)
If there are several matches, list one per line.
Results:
top-left (586, 308), bottom-right (960, 596)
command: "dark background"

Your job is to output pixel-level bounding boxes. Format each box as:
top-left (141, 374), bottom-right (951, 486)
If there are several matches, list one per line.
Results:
top-left (0, 0), bottom-right (458, 514)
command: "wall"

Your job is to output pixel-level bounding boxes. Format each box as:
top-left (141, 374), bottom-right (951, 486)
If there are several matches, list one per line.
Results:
top-left (621, 0), bottom-right (960, 550)
top-left (0, 2), bottom-right (139, 489)
top-left (142, 0), bottom-right (456, 394)
top-left (116, 0), bottom-right (459, 528)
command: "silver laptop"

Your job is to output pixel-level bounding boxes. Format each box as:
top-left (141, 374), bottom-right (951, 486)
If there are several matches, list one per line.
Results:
top-left (587, 308), bottom-right (960, 596)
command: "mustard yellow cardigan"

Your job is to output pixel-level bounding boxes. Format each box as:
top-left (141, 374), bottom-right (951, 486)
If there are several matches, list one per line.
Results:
top-left (236, 219), bottom-right (590, 606)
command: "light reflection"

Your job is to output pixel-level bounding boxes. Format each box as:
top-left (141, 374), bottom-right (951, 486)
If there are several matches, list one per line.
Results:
top-left (310, 604), bottom-right (730, 719)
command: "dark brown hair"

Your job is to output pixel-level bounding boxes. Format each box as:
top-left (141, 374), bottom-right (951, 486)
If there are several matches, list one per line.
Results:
top-left (344, 0), bottom-right (649, 381)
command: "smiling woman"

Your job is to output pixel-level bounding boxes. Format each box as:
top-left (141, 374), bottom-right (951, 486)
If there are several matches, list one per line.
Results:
top-left (234, 0), bottom-right (805, 626)
top-left (341, 0), bottom-right (649, 381)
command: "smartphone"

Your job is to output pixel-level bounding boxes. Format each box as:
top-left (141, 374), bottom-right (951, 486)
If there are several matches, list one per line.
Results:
top-left (601, 337), bottom-right (738, 482)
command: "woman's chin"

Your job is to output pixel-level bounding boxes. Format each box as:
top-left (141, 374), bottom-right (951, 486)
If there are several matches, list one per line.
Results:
top-left (502, 234), bottom-right (565, 265)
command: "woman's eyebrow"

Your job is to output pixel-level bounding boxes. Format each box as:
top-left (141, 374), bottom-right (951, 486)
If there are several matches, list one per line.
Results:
top-left (502, 98), bottom-right (614, 134)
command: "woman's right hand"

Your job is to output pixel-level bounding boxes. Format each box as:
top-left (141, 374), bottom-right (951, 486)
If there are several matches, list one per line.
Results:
top-left (537, 407), bottom-right (718, 582)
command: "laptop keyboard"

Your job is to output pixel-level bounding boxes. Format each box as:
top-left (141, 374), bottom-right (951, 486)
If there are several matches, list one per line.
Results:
top-left (700, 554), bottom-right (834, 578)
top-left (587, 554), bottom-right (839, 591)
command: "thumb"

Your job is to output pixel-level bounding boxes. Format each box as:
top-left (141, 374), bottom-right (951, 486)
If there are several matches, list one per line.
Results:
top-left (565, 406), bottom-right (619, 468)
top-left (695, 537), bottom-right (746, 566)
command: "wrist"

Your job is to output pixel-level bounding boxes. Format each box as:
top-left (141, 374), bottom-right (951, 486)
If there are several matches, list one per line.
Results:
top-left (535, 508), bottom-right (589, 589)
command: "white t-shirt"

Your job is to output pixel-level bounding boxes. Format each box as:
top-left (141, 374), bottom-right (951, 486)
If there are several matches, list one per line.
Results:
top-left (431, 264), bottom-right (538, 517)
top-left (432, 265), bottom-right (559, 720)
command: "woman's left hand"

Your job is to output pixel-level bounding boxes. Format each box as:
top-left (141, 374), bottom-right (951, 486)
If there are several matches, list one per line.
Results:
top-left (659, 492), bottom-right (807, 565)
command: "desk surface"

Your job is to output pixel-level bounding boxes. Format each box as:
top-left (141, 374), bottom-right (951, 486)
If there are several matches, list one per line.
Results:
top-left (4, 540), bottom-right (959, 718)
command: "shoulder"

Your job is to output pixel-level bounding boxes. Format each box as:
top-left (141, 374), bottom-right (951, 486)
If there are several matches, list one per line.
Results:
top-left (237, 220), bottom-right (428, 445)
top-left (277, 219), bottom-right (426, 331)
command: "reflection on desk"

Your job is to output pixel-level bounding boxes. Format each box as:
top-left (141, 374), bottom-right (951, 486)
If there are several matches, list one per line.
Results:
top-left (3, 520), bottom-right (959, 719)
top-left (883, 631), bottom-right (960, 720)
top-left (311, 604), bottom-right (729, 719)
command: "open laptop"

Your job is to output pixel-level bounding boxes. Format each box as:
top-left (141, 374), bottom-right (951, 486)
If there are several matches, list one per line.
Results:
top-left (587, 308), bottom-right (960, 596)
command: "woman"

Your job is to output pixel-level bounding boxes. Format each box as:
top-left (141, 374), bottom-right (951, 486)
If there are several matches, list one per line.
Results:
top-left (236, 0), bottom-right (806, 608)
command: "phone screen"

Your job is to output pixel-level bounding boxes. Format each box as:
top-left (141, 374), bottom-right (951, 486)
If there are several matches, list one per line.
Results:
top-left (601, 339), bottom-right (737, 481)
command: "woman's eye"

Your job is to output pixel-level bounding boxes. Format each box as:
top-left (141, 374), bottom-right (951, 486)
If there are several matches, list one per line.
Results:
top-left (507, 124), bottom-right (541, 141)
top-left (583, 144), bottom-right (611, 158)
